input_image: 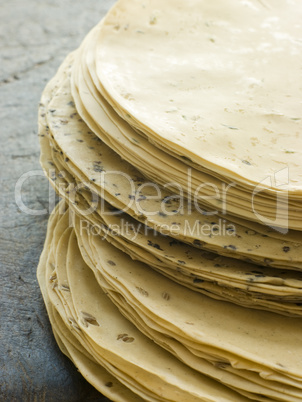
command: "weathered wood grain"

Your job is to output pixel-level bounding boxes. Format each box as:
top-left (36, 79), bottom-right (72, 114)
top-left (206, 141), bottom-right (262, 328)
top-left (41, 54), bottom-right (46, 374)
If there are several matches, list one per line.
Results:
top-left (0, 1), bottom-right (115, 400)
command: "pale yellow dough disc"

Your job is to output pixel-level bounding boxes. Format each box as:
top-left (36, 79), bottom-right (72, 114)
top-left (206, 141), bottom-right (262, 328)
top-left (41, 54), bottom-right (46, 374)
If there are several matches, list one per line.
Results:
top-left (95, 0), bottom-right (302, 195)
top-left (39, 204), bottom-right (253, 401)
top-left (42, 63), bottom-right (302, 268)
top-left (38, 203), bottom-right (302, 401)
top-left (38, 52), bottom-right (302, 321)
top-left (71, 24), bottom-right (302, 229)
top-left (37, 205), bottom-right (144, 402)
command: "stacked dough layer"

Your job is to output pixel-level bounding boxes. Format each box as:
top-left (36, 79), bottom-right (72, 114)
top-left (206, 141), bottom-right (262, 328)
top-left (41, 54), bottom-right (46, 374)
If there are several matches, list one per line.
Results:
top-left (37, 1), bottom-right (302, 400)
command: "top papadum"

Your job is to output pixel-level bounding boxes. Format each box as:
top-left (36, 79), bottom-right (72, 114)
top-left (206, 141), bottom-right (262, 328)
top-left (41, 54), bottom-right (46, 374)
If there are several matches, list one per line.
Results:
top-left (95, 0), bottom-right (302, 194)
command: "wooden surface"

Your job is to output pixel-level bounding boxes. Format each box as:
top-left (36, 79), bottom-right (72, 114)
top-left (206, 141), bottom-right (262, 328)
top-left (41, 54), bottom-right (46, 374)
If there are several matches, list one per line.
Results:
top-left (0, 1), bottom-right (115, 400)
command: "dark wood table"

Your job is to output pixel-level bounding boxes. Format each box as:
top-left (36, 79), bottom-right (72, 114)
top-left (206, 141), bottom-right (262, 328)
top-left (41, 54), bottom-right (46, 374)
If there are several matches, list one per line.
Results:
top-left (0, 1), bottom-right (115, 400)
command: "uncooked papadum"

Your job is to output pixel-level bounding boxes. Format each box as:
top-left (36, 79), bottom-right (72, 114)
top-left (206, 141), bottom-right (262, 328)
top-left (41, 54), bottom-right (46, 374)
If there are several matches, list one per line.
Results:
top-left (37, 1), bottom-right (302, 400)
top-left (38, 54), bottom-right (302, 317)
top-left (95, 0), bottom-right (302, 195)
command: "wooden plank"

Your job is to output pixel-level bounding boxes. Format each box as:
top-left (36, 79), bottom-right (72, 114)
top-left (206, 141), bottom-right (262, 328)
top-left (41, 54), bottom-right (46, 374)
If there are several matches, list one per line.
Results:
top-left (0, 1), bottom-right (116, 400)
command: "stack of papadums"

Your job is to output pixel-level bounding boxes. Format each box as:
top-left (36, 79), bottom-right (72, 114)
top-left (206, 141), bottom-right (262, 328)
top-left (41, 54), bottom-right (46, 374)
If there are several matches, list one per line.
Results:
top-left (37, 0), bottom-right (302, 400)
